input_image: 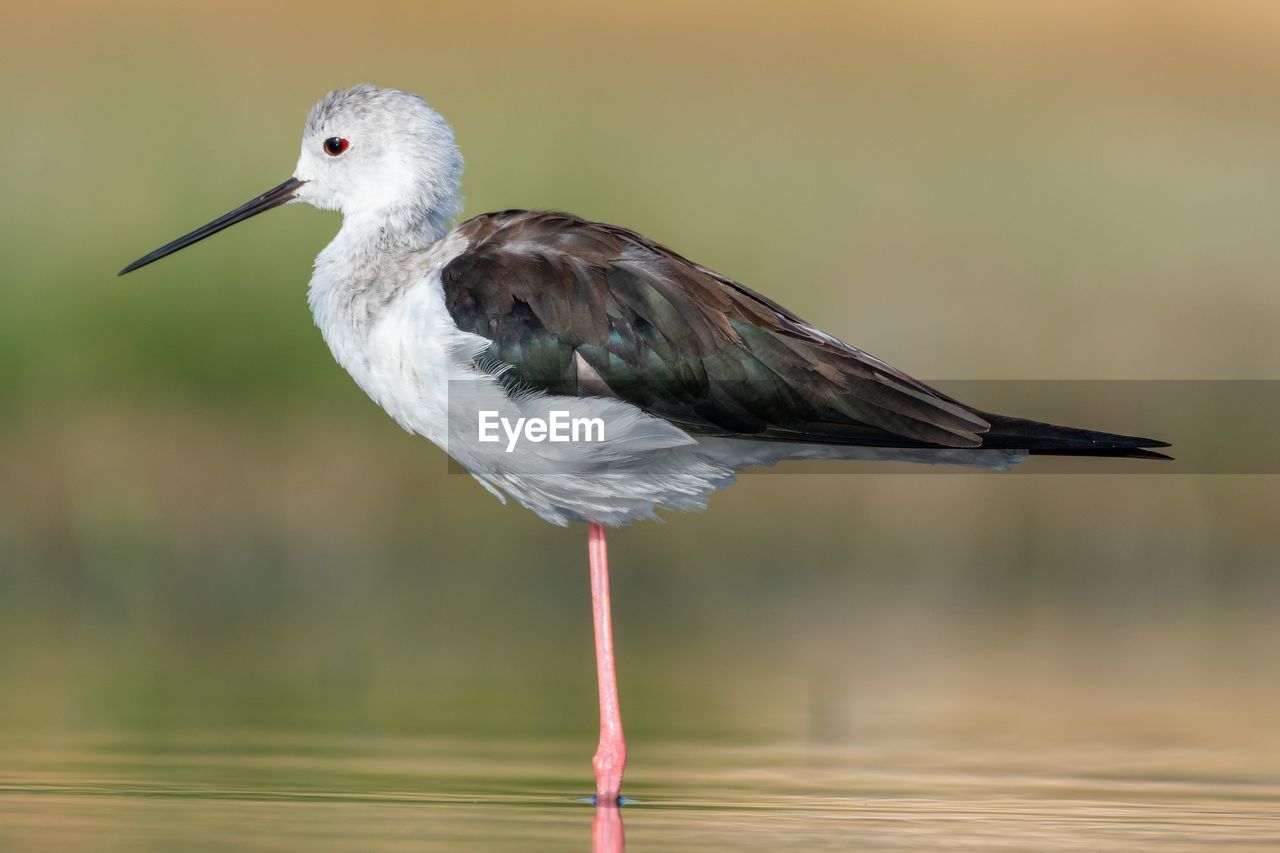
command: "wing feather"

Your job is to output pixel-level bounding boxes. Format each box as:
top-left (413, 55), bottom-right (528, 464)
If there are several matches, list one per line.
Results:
top-left (442, 211), bottom-right (992, 448)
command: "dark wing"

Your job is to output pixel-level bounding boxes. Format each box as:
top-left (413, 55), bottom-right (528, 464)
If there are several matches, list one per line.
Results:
top-left (441, 210), bottom-right (991, 449)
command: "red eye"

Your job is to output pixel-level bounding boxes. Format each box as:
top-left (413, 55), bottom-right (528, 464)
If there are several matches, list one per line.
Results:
top-left (323, 137), bottom-right (349, 156)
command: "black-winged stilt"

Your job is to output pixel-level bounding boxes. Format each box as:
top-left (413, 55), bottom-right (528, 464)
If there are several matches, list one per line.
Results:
top-left (119, 84), bottom-right (1169, 805)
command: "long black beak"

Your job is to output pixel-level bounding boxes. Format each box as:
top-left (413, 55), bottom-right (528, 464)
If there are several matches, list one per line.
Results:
top-left (118, 177), bottom-right (304, 276)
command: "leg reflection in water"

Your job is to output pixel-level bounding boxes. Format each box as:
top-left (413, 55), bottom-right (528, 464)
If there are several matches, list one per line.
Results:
top-left (592, 803), bottom-right (624, 852)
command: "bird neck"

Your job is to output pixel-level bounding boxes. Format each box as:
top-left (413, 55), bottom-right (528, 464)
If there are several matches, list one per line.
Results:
top-left (346, 196), bottom-right (455, 252)
top-left (308, 202), bottom-right (453, 341)
top-left (320, 188), bottom-right (458, 275)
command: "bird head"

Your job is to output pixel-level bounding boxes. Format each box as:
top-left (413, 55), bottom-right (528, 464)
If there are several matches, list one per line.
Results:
top-left (120, 84), bottom-right (463, 275)
top-left (293, 84), bottom-right (463, 226)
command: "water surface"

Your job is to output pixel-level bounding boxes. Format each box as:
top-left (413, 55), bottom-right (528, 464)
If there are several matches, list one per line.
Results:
top-left (1, 720), bottom-right (1275, 851)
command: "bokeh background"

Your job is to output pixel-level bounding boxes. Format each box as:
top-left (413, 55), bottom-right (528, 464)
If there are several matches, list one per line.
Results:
top-left (1, 2), bottom-right (1277, 844)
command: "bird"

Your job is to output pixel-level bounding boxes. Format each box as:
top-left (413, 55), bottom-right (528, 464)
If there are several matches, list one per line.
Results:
top-left (119, 84), bottom-right (1170, 805)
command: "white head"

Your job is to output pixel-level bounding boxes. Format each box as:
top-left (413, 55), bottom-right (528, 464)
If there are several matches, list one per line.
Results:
top-left (120, 85), bottom-right (463, 275)
top-left (294, 85), bottom-right (463, 233)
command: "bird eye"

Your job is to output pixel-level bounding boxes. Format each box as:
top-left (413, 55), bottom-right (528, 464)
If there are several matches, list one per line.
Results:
top-left (323, 137), bottom-right (349, 156)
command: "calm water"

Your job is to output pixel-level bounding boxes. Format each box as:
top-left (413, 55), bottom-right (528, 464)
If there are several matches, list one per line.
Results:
top-left (1, 722), bottom-right (1275, 852)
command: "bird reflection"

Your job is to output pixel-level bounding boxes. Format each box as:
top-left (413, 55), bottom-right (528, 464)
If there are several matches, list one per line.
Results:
top-left (592, 803), bottom-right (624, 852)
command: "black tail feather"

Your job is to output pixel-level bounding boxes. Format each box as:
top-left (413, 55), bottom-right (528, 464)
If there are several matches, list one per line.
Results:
top-left (1029, 446), bottom-right (1173, 460)
top-left (978, 412), bottom-right (1172, 460)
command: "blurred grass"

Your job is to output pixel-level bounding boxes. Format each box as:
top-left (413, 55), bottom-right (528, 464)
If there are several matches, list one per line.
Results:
top-left (0, 1), bottom-right (1277, 741)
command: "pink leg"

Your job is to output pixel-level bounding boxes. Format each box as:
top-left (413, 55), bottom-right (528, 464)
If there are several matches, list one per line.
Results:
top-left (588, 522), bottom-right (627, 804)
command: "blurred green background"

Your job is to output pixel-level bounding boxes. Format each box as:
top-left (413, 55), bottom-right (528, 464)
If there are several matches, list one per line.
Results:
top-left (1, 0), bottom-right (1277, 750)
